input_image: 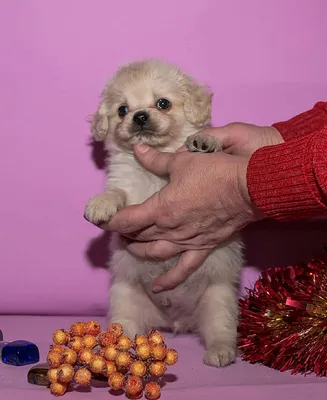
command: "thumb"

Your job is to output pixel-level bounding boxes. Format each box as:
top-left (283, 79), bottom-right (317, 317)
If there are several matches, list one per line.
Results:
top-left (133, 144), bottom-right (175, 176)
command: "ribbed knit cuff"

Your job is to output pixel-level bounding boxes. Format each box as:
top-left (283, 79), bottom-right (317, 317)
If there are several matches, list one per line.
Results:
top-left (247, 131), bottom-right (327, 221)
top-left (272, 102), bottom-right (327, 141)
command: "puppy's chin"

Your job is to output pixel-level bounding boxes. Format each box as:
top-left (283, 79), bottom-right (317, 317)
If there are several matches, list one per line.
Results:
top-left (113, 129), bottom-right (173, 151)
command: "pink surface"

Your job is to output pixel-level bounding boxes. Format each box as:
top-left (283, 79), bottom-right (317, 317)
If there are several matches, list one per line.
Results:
top-left (1, 0), bottom-right (327, 315)
top-left (1, 315), bottom-right (327, 400)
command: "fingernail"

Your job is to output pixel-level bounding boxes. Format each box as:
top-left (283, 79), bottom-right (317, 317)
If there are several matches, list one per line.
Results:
top-left (152, 285), bottom-right (163, 293)
top-left (135, 143), bottom-right (150, 153)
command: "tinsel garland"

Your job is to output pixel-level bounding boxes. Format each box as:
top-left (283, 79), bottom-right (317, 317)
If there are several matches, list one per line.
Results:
top-left (238, 249), bottom-right (327, 376)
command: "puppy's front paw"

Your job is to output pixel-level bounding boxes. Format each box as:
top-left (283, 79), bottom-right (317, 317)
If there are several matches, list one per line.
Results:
top-left (84, 192), bottom-right (123, 225)
top-left (185, 133), bottom-right (222, 153)
top-left (203, 344), bottom-right (236, 368)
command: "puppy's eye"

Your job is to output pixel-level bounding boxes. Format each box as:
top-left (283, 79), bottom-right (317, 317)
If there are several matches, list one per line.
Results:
top-left (156, 98), bottom-right (171, 110)
top-left (118, 105), bottom-right (129, 118)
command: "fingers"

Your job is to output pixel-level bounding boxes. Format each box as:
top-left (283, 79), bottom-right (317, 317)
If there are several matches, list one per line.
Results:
top-left (125, 240), bottom-right (182, 261)
top-left (107, 194), bottom-right (159, 234)
top-left (133, 144), bottom-right (176, 176)
top-left (152, 248), bottom-right (212, 292)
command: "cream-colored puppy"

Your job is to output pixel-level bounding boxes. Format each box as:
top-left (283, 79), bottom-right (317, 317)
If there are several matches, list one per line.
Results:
top-left (85, 59), bottom-right (243, 367)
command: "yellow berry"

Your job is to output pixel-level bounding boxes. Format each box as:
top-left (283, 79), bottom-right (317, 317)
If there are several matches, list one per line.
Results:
top-left (50, 345), bottom-right (65, 354)
top-left (115, 351), bottom-right (132, 370)
top-left (74, 368), bottom-right (92, 386)
top-left (50, 382), bottom-right (68, 396)
top-left (103, 345), bottom-right (118, 361)
top-left (107, 322), bottom-right (124, 338)
top-left (116, 335), bottom-right (132, 351)
top-left (151, 344), bottom-right (167, 361)
top-left (47, 350), bottom-right (63, 368)
top-left (148, 330), bottom-right (164, 346)
top-left (108, 371), bottom-right (125, 391)
top-left (103, 361), bottom-right (117, 377)
top-left (83, 334), bottom-right (97, 349)
top-left (164, 349), bottom-right (178, 365)
top-left (47, 368), bottom-right (59, 384)
top-left (85, 320), bottom-right (101, 336)
top-left (57, 363), bottom-right (75, 383)
top-left (90, 355), bottom-right (106, 374)
top-left (134, 335), bottom-right (148, 348)
top-left (69, 322), bottom-right (86, 337)
top-left (145, 382), bottom-right (161, 400)
top-left (78, 348), bottom-right (94, 366)
top-left (129, 360), bottom-right (147, 377)
top-left (149, 361), bottom-right (166, 377)
top-left (62, 348), bottom-right (77, 365)
top-left (135, 343), bottom-right (151, 360)
top-left (52, 329), bottom-right (69, 346)
top-left (68, 336), bottom-right (85, 353)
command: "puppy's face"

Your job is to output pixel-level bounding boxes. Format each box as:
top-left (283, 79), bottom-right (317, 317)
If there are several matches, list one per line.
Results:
top-left (91, 60), bottom-right (212, 151)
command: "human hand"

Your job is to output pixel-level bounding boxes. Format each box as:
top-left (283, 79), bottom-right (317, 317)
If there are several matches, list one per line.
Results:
top-left (178, 123), bottom-right (284, 157)
top-left (106, 144), bottom-right (264, 292)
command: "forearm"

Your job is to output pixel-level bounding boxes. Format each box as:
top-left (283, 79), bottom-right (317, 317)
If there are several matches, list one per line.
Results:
top-left (247, 128), bottom-right (327, 221)
top-left (273, 102), bottom-right (327, 141)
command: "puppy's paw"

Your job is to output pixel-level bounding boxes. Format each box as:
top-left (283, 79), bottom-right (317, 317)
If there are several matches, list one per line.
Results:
top-left (84, 192), bottom-right (123, 225)
top-left (185, 133), bottom-right (222, 153)
top-left (203, 344), bottom-right (236, 368)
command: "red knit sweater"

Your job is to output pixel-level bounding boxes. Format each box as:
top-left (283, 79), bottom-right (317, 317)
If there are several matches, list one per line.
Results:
top-left (247, 102), bottom-right (327, 221)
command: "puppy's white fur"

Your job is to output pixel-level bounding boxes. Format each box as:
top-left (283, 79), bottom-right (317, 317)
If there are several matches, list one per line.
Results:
top-left (85, 59), bottom-right (243, 368)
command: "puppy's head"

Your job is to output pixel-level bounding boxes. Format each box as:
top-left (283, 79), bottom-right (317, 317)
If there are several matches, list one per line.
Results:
top-left (90, 59), bottom-right (212, 150)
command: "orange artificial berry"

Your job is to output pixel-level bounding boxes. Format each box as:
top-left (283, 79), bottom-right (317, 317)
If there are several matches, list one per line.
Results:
top-left (57, 364), bottom-right (75, 383)
top-left (47, 368), bottom-right (59, 384)
top-left (90, 355), bottom-right (106, 374)
top-left (98, 332), bottom-right (117, 347)
top-left (149, 361), bottom-right (166, 377)
top-left (125, 375), bottom-right (144, 399)
top-left (115, 351), bottom-right (132, 370)
top-left (135, 343), bottom-right (151, 360)
top-left (116, 335), bottom-right (133, 351)
top-left (62, 348), bottom-right (77, 365)
top-left (50, 382), bottom-right (68, 396)
top-left (50, 345), bottom-right (65, 354)
top-left (97, 347), bottom-right (106, 357)
top-left (84, 320), bottom-right (101, 336)
top-left (69, 322), bottom-right (86, 337)
top-left (47, 350), bottom-right (63, 368)
top-left (107, 322), bottom-right (124, 338)
top-left (148, 330), bottom-right (164, 346)
top-left (83, 334), bottom-right (97, 349)
top-left (144, 382), bottom-right (161, 400)
top-left (151, 344), bottom-right (167, 361)
top-left (103, 345), bottom-right (118, 361)
top-left (52, 329), bottom-right (69, 346)
top-left (74, 368), bottom-right (92, 386)
top-left (164, 349), bottom-right (178, 365)
top-left (78, 348), bottom-right (94, 365)
top-left (103, 361), bottom-right (117, 377)
top-left (134, 335), bottom-right (148, 348)
top-left (68, 336), bottom-right (85, 353)
top-left (108, 371), bottom-right (125, 391)
top-left (129, 360), bottom-right (147, 377)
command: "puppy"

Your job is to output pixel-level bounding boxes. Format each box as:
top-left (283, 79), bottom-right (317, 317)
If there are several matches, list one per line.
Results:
top-left (84, 59), bottom-right (243, 367)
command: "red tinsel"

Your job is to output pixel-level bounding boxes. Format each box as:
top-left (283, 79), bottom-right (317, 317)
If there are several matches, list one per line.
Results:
top-left (238, 249), bottom-right (327, 376)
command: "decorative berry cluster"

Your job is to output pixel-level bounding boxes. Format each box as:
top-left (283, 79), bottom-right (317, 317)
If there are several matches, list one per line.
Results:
top-left (47, 321), bottom-right (178, 399)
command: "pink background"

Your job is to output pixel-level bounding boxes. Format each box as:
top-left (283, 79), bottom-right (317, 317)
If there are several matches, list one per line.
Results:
top-left (0, 0), bottom-right (326, 315)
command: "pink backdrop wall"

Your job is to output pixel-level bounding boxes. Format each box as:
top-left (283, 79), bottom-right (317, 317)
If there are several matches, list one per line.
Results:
top-left (1, 0), bottom-right (326, 315)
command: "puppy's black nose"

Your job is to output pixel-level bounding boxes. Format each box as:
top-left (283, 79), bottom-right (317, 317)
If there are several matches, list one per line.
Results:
top-left (133, 111), bottom-right (149, 126)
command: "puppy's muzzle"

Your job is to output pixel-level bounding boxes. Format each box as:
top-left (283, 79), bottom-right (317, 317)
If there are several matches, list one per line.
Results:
top-left (133, 111), bottom-right (149, 127)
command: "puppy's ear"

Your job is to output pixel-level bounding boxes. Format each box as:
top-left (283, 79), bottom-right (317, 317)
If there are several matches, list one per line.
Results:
top-left (89, 101), bottom-right (110, 142)
top-left (182, 78), bottom-right (212, 128)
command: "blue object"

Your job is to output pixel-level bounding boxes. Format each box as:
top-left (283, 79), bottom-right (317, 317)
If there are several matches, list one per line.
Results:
top-left (2, 340), bottom-right (40, 366)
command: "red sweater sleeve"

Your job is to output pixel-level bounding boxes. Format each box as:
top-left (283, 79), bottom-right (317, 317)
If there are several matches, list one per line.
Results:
top-left (247, 128), bottom-right (327, 221)
top-left (272, 102), bottom-right (327, 141)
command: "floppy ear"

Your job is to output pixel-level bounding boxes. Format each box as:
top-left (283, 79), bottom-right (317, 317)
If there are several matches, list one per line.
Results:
top-left (89, 101), bottom-right (110, 142)
top-left (182, 78), bottom-right (212, 128)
